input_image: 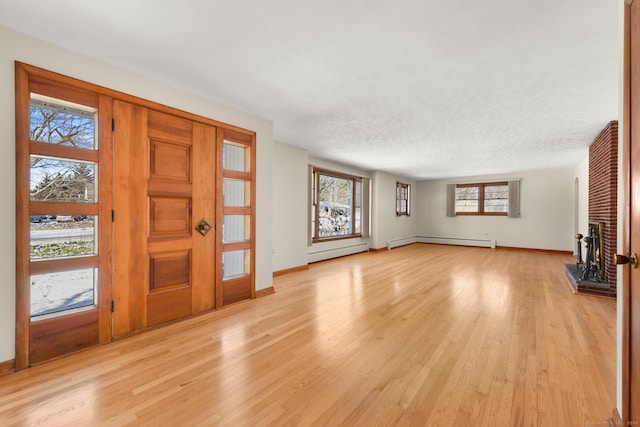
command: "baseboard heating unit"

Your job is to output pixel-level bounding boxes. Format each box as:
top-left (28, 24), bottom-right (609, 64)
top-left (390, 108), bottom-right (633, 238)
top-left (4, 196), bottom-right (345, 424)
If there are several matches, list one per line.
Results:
top-left (308, 242), bottom-right (369, 263)
top-left (416, 236), bottom-right (496, 249)
top-left (386, 237), bottom-right (418, 250)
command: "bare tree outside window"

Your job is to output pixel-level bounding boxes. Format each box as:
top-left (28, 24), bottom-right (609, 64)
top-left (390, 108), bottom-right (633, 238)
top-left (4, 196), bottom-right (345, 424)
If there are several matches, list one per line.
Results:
top-left (30, 158), bottom-right (95, 203)
top-left (319, 174), bottom-right (353, 238)
top-left (30, 100), bottom-right (96, 149)
top-left (311, 168), bottom-right (363, 240)
top-left (29, 99), bottom-right (97, 204)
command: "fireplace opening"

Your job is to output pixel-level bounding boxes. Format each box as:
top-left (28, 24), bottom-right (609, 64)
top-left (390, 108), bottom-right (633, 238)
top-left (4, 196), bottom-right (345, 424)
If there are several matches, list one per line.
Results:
top-left (579, 222), bottom-right (604, 282)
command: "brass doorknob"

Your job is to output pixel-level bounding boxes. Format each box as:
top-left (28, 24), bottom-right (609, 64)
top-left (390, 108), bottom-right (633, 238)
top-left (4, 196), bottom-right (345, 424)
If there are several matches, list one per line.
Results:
top-left (195, 219), bottom-right (212, 236)
top-left (613, 252), bottom-right (638, 268)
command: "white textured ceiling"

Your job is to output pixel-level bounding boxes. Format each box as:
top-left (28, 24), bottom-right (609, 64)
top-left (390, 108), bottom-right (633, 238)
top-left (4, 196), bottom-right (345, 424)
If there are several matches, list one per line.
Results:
top-left (0, 0), bottom-right (619, 179)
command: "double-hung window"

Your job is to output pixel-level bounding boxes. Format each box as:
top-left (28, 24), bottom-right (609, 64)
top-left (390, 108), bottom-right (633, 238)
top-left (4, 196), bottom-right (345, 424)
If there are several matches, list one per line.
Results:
top-left (455, 182), bottom-right (509, 215)
top-left (396, 181), bottom-right (410, 216)
top-left (311, 167), bottom-right (368, 241)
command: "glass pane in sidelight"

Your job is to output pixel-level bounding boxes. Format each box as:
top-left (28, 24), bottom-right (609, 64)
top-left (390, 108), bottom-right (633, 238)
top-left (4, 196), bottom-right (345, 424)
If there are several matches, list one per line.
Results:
top-left (223, 178), bottom-right (249, 207)
top-left (222, 142), bottom-right (246, 172)
top-left (30, 215), bottom-right (96, 260)
top-left (30, 156), bottom-right (97, 203)
top-left (223, 215), bottom-right (250, 243)
top-left (30, 96), bottom-right (96, 149)
top-left (222, 250), bottom-right (250, 280)
top-left (30, 268), bottom-right (97, 318)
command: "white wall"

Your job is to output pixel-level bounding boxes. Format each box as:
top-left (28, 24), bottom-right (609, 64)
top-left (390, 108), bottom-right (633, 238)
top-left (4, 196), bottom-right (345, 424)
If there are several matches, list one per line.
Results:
top-left (0, 26), bottom-right (274, 363)
top-left (272, 141), bottom-right (309, 271)
top-left (573, 154), bottom-right (590, 254)
top-left (415, 169), bottom-right (575, 251)
top-left (370, 171), bottom-right (417, 249)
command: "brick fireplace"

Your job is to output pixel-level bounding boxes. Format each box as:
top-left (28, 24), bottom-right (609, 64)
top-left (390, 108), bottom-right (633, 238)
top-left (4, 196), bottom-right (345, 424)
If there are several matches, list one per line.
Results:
top-left (584, 121), bottom-right (617, 297)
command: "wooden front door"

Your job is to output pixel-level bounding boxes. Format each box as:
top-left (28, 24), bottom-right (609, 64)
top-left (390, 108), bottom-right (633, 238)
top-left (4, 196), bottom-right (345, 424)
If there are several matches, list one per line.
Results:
top-left (112, 101), bottom-right (216, 337)
top-left (621, 0), bottom-right (640, 422)
top-left (16, 64), bottom-right (256, 367)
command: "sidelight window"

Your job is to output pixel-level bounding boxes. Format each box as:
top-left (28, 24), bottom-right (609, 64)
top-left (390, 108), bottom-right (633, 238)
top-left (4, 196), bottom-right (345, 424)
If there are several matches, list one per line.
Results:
top-left (219, 134), bottom-right (255, 300)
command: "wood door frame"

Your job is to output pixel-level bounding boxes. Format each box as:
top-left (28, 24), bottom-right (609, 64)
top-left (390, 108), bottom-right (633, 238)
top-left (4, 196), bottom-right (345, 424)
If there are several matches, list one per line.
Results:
top-left (15, 62), bottom-right (30, 370)
top-left (15, 64), bottom-right (254, 135)
top-left (620, 0), bottom-right (633, 422)
top-left (15, 62), bottom-right (257, 368)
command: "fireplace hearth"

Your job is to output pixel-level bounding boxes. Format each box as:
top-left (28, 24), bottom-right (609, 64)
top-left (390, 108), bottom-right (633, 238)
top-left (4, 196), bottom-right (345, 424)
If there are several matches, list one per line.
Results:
top-left (565, 221), bottom-right (614, 297)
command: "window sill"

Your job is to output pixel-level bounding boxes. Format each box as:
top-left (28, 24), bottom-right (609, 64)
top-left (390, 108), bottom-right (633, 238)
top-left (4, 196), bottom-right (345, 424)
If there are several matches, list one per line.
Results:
top-left (455, 212), bottom-right (508, 216)
top-left (312, 234), bottom-right (363, 243)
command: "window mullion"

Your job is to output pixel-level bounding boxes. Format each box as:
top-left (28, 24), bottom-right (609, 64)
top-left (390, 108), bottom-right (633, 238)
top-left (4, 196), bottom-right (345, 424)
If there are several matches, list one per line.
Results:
top-left (351, 178), bottom-right (356, 233)
top-left (314, 171), bottom-right (319, 239)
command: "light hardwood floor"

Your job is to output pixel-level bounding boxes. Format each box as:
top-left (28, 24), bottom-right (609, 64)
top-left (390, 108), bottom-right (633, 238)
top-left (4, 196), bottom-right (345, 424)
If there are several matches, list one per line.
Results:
top-left (0, 244), bottom-right (616, 426)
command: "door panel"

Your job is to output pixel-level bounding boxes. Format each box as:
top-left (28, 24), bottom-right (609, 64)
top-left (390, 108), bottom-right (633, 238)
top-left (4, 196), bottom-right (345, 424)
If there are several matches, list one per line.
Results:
top-left (146, 110), bottom-right (196, 327)
top-left (113, 100), bottom-right (149, 337)
top-left (29, 310), bottom-right (98, 364)
top-left (147, 287), bottom-right (193, 327)
top-left (149, 197), bottom-right (191, 236)
top-left (191, 123), bottom-right (217, 312)
top-left (113, 102), bottom-right (217, 335)
top-left (150, 140), bottom-right (191, 181)
top-left (149, 251), bottom-right (191, 290)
